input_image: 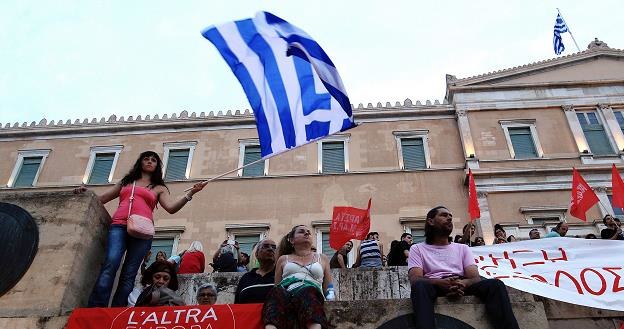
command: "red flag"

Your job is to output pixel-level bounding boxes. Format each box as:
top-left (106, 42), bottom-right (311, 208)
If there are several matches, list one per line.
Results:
top-left (329, 199), bottom-right (371, 250)
top-left (612, 164), bottom-right (624, 209)
top-left (468, 169), bottom-right (480, 221)
top-left (569, 168), bottom-right (599, 221)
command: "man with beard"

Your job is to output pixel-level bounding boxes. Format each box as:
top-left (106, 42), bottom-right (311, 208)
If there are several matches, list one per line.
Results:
top-left (234, 239), bottom-right (277, 304)
top-left (408, 206), bottom-right (519, 329)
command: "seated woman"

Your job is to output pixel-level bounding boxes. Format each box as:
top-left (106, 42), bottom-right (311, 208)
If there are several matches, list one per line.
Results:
top-left (329, 241), bottom-right (353, 269)
top-left (135, 260), bottom-right (184, 306)
top-left (178, 241), bottom-right (206, 274)
top-left (262, 225), bottom-right (333, 329)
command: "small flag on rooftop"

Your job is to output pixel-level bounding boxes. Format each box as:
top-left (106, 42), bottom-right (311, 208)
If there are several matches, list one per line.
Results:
top-left (553, 13), bottom-right (569, 55)
top-left (202, 12), bottom-right (356, 159)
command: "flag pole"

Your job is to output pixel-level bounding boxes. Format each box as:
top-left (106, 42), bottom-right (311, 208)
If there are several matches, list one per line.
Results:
top-left (557, 8), bottom-right (581, 52)
top-left (184, 123), bottom-right (361, 191)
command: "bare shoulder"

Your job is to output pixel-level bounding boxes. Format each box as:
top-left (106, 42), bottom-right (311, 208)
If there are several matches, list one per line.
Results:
top-left (152, 185), bottom-right (168, 194)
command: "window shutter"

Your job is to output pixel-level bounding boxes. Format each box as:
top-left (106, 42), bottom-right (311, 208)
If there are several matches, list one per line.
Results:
top-left (583, 126), bottom-right (614, 155)
top-left (14, 157), bottom-right (43, 187)
top-left (88, 153), bottom-right (115, 184)
top-left (235, 234), bottom-right (260, 259)
top-left (242, 145), bottom-right (264, 177)
top-left (508, 127), bottom-right (537, 158)
top-left (321, 232), bottom-right (336, 259)
top-left (401, 138), bottom-right (426, 169)
top-left (165, 149), bottom-right (190, 180)
top-left (322, 142), bottom-right (345, 173)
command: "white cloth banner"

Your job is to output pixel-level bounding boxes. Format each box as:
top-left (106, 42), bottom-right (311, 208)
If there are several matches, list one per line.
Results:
top-left (471, 238), bottom-right (624, 311)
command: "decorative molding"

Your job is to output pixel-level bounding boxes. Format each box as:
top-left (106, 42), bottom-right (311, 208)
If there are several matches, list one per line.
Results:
top-left (562, 105), bottom-right (575, 112)
top-left (456, 109), bottom-right (468, 117)
top-left (598, 103), bottom-right (612, 110)
top-left (594, 186), bottom-right (608, 193)
top-left (477, 191), bottom-right (488, 198)
top-left (311, 220), bottom-right (332, 227)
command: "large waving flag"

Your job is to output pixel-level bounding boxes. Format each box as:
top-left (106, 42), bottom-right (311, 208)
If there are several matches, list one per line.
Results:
top-left (569, 168), bottom-right (599, 221)
top-left (553, 13), bottom-right (569, 55)
top-left (202, 12), bottom-right (355, 158)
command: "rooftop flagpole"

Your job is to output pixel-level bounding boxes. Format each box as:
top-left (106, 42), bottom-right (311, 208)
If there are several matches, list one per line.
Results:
top-left (557, 8), bottom-right (581, 52)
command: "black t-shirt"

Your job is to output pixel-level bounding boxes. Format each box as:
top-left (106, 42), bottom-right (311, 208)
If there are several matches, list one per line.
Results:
top-left (601, 228), bottom-right (624, 240)
top-left (387, 240), bottom-right (410, 266)
top-left (234, 268), bottom-right (276, 304)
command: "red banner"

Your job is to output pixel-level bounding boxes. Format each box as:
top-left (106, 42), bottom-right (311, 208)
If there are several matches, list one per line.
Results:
top-left (468, 169), bottom-right (480, 221)
top-left (569, 168), bottom-right (599, 221)
top-left (66, 304), bottom-right (263, 329)
top-left (329, 199), bottom-right (371, 250)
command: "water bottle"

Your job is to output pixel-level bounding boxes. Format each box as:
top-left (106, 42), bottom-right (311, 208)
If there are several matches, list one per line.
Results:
top-left (326, 283), bottom-right (335, 301)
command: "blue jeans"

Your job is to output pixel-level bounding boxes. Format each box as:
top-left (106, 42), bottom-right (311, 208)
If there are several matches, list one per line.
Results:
top-left (88, 225), bottom-right (152, 307)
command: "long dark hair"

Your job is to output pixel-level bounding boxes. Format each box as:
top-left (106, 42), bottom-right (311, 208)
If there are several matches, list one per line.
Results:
top-left (424, 206), bottom-right (447, 244)
top-left (141, 260), bottom-right (179, 290)
top-left (120, 151), bottom-right (167, 189)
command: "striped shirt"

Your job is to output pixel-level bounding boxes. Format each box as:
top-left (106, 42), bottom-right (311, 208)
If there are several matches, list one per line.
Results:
top-left (359, 239), bottom-right (382, 268)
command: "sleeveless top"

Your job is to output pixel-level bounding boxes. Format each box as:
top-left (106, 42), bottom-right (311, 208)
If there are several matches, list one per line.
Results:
top-left (279, 254), bottom-right (324, 293)
top-left (330, 251), bottom-right (347, 269)
top-left (359, 239), bottom-right (382, 268)
top-left (111, 184), bottom-right (158, 225)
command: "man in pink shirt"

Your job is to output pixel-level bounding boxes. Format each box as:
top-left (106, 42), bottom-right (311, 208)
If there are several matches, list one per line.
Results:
top-left (408, 206), bottom-right (519, 329)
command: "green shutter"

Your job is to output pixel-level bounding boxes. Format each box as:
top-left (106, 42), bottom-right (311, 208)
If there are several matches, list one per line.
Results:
top-left (242, 145), bottom-right (265, 177)
top-left (165, 149), bottom-right (190, 181)
top-left (14, 157), bottom-right (43, 187)
top-left (583, 125), bottom-right (614, 155)
top-left (401, 138), bottom-right (426, 169)
top-left (88, 153), bottom-right (115, 184)
top-left (321, 232), bottom-right (336, 259)
top-left (235, 234), bottom-right (260, 259)
top-left (508, 127), bottom-right (537, 158)
top-left (322, 142), bottom-right (345, 173)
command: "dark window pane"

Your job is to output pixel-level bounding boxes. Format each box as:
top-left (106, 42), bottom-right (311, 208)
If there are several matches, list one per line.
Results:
top-left (14, 157), bottom-right (43, 187)
top-left (165, 149), bottom-right (190, 181)
top-left (235, 234), bottom-right (260, 260)
top-left (242, 145), bottom-right (264, 177)
top-left (322, 142), bottom-right (345, 173)
top-left (88, 153), bottom-right (115, 184)
top-left (148, 238), bottom-right (174, 266)
top-left (508, 127), bottom-right (537, 158)
top-left (401, 138), bottom-right (426, 169)
top-left (321, 232), bottom-right (336, 259)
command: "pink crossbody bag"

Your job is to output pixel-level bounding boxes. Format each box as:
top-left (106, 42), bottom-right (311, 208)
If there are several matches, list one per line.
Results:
top-left (126, 182), bottom-right (155, 239)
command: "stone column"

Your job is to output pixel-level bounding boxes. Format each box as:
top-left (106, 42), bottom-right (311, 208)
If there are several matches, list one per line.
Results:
top-left (475, 191), bottom-right (495, 244)
top-left (594, 186), bottom-right (612, 217)
top-left (456, 108), bottom-right (479, 169)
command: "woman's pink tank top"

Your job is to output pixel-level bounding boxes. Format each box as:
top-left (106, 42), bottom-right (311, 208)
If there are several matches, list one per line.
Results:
top-left (111, 184), bottom-right (158, 225)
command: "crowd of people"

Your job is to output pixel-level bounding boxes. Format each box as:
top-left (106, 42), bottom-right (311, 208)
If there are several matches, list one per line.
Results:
top-left (75, 150), bottom-right (622, 328)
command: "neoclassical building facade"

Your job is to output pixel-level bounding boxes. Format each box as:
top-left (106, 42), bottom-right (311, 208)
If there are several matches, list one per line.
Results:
top-left (1, 39), bottom-right (622, 267)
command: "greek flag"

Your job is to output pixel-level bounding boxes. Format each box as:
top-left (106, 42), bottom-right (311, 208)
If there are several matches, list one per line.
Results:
top-left (553, 13), bottom-right (569, 55)
top-left (202, 12), bottom-right (356, 158)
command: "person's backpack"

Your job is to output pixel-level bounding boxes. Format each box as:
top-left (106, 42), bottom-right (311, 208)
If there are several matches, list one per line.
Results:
top-left (386, 240), bottom-right (401, 266)
top-left (213, 252), bottom-right (237, 272)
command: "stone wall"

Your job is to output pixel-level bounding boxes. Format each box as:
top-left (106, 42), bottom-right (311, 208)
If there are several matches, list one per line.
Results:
top-left (0, 190), bottom-right (109, 329)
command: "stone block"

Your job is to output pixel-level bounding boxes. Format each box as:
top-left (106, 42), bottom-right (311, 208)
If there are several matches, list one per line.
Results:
top-left (0, 191), bottom-right (109, 317)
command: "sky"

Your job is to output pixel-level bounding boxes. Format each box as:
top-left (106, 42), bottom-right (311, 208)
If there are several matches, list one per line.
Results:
top-left (1, 1), bottom-right (622, 126)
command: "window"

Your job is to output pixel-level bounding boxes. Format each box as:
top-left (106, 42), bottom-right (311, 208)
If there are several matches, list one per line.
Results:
top-left (226, 223), bottom-right (270, 259)
top-left (163, 142), bottom-right (196, 181)
top-left (148, 226), bottom-right (185, 266)
top-left (320, 232), bottom-right (336, 259)
top-left (394, 130), bottom-right (431, 170)
top-left (84, 146), bottom-right (123, 185)
top-left (576, 112), bottom-right (615, 155)
top-left (400, 217), bottom-right (426, 243)
top-left (8, 149), bottom-right (50, 188)
top-left (319, 139), bottom-right (348, 174)
top-left (238, 141), bottom-right (268, 177)
top-left (608, 195), bottom-right (624, 219)
top-left (150, 238), bottom-right (175, 266)
top-left (500, 121), bottom-right (542, 159)
top-left (614, 111), bottom-right (624, 134)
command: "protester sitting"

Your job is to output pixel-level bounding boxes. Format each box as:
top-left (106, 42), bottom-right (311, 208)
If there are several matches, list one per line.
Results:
top-left (459, 223), bottom-right (477, 246)
top-left (387, 233), bottom-right (412, 266)
top-left (178, 241), bottom-right (206, 274)
top-left (493, 224), bottom-right (507, 244)
top-left (74, 151), bottom-right (205, 307)
top-left (238, 252), bottom-right (251, 272)
top-left (507, 235), bottom-right (517, 242)
top-left (235, 239), bottom-right (277, 304)
top-left (354, 231), bottom-right (383, 268)
top-left (601, 215), bottom-right (624, 240)
top-left (263, 225), bottom-right (332, 329)
top-left (196, 284), bottom-right (218, 306)
top-left (544, 222), bottom-right (569, 238)
top-left (330, 241), bottom-right (353, 269)
top-left (529, 229), bottom-right (541, 240)
top-left (408, 206), bottom-right (519, 329)
top-left (585, 233), bottom-right (597, 239)
top-left (212, 240), bottom-right (240, 272)
top-left (473, 236), bottom-right (485, 246)
top-left (135, 260), bottom-right (184, 306)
